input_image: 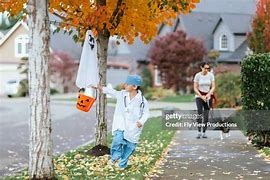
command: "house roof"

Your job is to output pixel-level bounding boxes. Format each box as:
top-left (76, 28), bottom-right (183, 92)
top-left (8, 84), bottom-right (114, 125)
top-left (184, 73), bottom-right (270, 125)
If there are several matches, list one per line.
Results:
top-left (50, 29), bottom-right (82, 60)
top-left (127, 38), bottom-right (152, 61)
top-left (218, 41), bottom-right (248, 63)
top-left (177, 11), bottom-right (254, 63)
top-left (193, 0), bottom-right (256, 15)
top-left (0, 27), bottom-right (12, 36)
top-left (135, 13), bottom-right (253, 64)
top-left (179, 12), bottom-right (253, 50)
top-left (180, 12), bottom-right (221, 50)
top-left (212, 13), bottom-right (253, 34)
top-left (230, 41), bottom-right (248, 59)
top-left (0, 14), bottom-right (83, 60)
top-left (49, 14), bottom-right (82, 60)
top-left (0, 20), bottom-right (28, 46)
top-left (0, 12), bottom-right (19, 30)
top-left (131, 0), bottom-right (256, 65)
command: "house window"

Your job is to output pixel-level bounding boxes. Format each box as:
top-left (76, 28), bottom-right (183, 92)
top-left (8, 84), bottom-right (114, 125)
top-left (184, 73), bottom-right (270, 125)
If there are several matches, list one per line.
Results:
top-left (15, 34), bottom-right (29, 58)
top-left (219, 34), bottom-right (229, 51)
top-left (154, 66), bottom-right (162, 86)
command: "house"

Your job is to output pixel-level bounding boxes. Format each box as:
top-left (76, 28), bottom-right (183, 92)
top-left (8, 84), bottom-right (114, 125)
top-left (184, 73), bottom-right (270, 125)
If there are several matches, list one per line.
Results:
top-left (178, 12), bottom-right (253, 64)
top-left (0, 14), bottom-right (136, 96)
top-left (107, 36), bottom-right (135, 86)
top-left (135, 0), bottom-right (256, 87)
top-left (0, 18), bottom-right (30, 95)
top-left (0, 21), bottom-right (82, 94)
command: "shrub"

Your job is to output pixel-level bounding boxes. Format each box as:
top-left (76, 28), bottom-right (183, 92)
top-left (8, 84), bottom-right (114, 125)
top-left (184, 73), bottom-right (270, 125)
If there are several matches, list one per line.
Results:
top-left (141, 65), bottom-right (152, 91)
top-left (241, 53), bottom-right (270, 146)
top-left (215, 73), bottom-right (241, 108)
top-left (17, 79), bottom-right (29, 97)
top-left (144, 87), bottom-right (176, 100)
top-left (50, 88), bottom-right (59, 95)
top-left (241, 53), bottom-right (270, 110)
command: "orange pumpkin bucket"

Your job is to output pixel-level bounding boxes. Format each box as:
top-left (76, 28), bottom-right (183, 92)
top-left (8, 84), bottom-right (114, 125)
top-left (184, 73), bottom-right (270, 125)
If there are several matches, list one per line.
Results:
top-left (76, 88), bottom-right (96, 112)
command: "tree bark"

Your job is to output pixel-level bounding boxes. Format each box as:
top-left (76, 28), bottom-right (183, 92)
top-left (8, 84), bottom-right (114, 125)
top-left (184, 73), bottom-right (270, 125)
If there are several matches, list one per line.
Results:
top-left (28, 0), bottom-right (53, 179)
top-left (95, 32), bottom-right (109, 146)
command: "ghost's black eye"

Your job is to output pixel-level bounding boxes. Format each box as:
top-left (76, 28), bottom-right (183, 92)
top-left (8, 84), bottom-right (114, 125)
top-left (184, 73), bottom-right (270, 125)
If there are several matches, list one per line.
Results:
top-left (78, 96), bottom-right (80, 98)
top-left (86, 99), bottom-right (90, 102)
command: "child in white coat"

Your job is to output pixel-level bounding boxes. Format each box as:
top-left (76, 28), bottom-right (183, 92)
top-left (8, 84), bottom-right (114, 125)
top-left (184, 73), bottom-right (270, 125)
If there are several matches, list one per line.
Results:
top-left (93, 75), bottom-right (149, 170)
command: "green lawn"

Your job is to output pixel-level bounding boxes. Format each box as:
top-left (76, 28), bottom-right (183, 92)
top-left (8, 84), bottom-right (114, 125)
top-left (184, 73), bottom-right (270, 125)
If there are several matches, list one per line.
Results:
top-left (159, 94), bottom-right (194, 103)
top-left (54, 97), bottom-right (117, 104)
top-left (54, 94), bottom-right (194, 104)
top-left (260, 147), bottom-right (270, 159)
top-left (2, 117), bottom-right (175, 180)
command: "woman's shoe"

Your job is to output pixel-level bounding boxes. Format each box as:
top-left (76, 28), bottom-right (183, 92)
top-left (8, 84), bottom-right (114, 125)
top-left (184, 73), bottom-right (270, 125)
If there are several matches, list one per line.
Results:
top-left (202, 133), bottom-right (207, 138)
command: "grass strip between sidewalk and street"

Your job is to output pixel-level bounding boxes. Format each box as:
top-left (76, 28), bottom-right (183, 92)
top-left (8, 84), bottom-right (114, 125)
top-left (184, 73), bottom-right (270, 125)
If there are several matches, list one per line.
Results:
top-left (159, 94), bottom-right (194, 103)
top-left (260, 147), bottom-right (270, 161)
top-left (2, 117), bottom-right (175, 180)
top-left (54, 94), bottom-right (194, 104)
top-left (54, 97), bottom-right (117, 104)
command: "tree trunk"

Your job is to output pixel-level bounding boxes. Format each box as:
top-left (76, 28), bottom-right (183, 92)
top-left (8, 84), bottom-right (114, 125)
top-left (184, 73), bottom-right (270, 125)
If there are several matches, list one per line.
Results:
top-left (28, 0), bottom-right (53, 179)
top-left (95, 33), bottom-right (109, 146)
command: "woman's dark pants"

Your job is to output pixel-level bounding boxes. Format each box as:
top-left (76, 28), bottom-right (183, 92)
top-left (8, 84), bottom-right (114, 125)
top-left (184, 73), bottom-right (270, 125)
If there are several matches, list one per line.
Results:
top-left (195, 97), bottom-right (212, 133)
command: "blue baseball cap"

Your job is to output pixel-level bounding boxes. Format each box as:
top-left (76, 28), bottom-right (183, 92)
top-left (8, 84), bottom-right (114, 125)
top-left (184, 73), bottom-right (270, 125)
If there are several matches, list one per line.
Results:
top-left (125, 75), bottom-right (142, 86)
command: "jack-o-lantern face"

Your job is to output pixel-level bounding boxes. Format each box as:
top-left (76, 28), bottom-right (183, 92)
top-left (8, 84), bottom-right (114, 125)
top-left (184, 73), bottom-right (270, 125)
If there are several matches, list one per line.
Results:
top-left (76, 93), bottom-right (95, 112)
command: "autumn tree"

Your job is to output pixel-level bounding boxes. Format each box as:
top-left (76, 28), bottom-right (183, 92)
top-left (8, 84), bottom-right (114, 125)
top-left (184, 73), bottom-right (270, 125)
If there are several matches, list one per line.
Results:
top-left (149, 30), bottom-right (206, 91)
top-left (248, 0), bottom-right (270, 53)
top-left (0, 0), bottom-right (200, 178)
top-left (48, 0), bottom-right (200, 147)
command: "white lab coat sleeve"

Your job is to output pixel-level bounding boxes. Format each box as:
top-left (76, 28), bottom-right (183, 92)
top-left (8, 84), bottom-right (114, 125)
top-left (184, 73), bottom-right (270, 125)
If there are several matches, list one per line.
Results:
top-left (138, 98), bottom-right (150, 126)
top-left (102, 87), bottom-right (121, 99)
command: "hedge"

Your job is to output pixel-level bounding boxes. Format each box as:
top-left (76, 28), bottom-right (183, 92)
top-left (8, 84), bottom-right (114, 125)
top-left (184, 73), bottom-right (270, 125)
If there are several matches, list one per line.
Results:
top-left (241, 53), bottom-right (270, 146)
top-left (215, 72), bottom-right (241, 108)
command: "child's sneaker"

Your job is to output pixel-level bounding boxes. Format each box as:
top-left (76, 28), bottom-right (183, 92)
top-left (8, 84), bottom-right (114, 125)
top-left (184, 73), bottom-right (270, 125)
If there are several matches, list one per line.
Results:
top-left (108, 159), bottom-right (116, 166)
top-left (196, 133), bottom-right (201, 139)
top-left (116, 166), bottom-right (125, 171)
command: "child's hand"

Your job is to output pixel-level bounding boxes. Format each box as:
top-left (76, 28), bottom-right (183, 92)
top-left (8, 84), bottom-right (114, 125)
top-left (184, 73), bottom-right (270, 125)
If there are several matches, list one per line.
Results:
top-left (90, 85), bottom-right (103, 91)
top-left (136, 121), bottom-right (142, 128)
top-left (119, 83), bottom-right (126, 90)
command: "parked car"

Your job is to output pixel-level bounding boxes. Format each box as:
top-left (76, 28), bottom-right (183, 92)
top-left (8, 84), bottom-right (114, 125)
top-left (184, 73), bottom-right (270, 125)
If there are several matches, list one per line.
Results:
top-left (4, 79), bottom-right (20, 97)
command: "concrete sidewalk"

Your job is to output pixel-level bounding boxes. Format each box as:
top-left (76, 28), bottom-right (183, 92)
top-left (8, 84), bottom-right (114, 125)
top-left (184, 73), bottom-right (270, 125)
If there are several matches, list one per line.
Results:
top-left (152, 130), bottom-right (270, 179)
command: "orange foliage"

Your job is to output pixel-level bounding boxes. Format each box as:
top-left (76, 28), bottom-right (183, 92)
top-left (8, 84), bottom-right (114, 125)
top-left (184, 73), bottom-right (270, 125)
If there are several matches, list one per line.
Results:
top-left (0, 0), bottom-right (200, 44)
top-left (0, 0), bottom-right (27, 16)
top-left (249, 0), bottom-right (270, 52)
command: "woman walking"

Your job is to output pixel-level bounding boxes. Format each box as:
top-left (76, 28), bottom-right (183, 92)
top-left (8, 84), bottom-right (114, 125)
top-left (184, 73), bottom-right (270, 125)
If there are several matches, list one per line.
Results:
top-left (193, 62), bottom-right (215, 139)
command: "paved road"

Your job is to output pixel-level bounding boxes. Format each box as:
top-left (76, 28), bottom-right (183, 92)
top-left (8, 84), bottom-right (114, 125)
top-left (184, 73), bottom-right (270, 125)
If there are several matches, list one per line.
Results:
top-left (0, 94), bottom-right (197, 177)
top-left (0, 97), bottom-right (114, 176)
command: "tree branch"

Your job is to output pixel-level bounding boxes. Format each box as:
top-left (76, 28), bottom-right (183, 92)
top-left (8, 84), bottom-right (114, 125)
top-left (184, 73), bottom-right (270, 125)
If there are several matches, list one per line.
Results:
top-left (109, 0), bottom-right (124, 30)
top-left (52, 12), bottom-right (66, 20)
top-left (52, 10), bottom-right (86, 29)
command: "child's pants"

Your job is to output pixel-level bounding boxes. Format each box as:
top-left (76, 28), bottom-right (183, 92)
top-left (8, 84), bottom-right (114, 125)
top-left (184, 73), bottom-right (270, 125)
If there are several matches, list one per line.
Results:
top-left (111, 130), bottom-right (137, 169)
top-left (111, 130), bottom-right (125, 161)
